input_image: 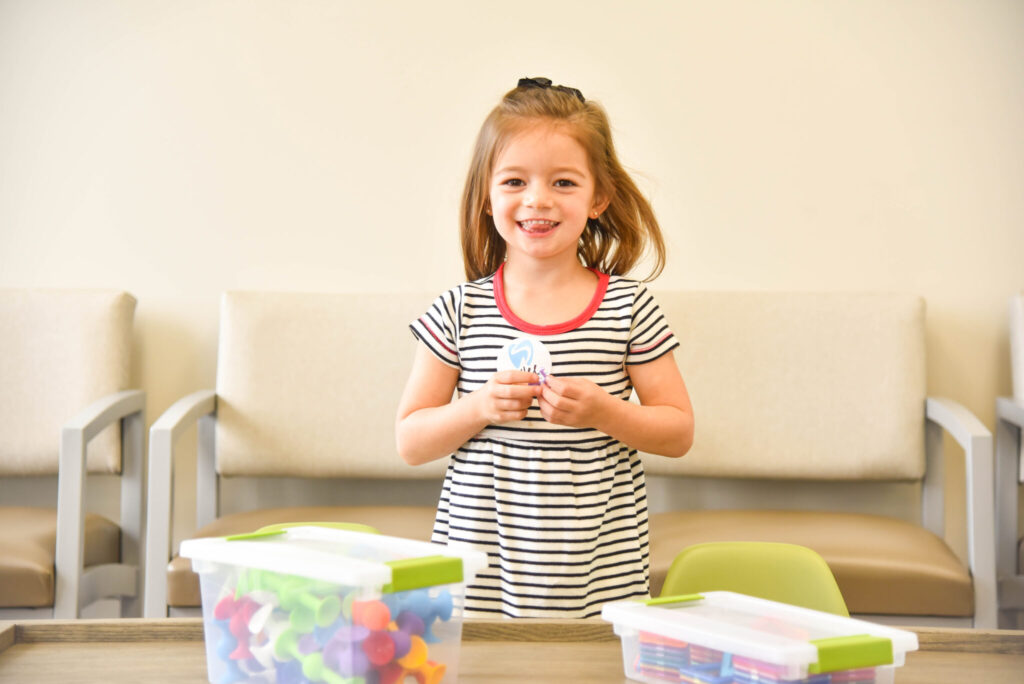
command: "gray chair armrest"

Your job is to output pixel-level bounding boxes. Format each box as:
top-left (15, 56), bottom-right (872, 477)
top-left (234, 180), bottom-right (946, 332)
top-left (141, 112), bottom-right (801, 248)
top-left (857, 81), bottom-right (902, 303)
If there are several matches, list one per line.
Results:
top-left (143, 390), bottom-right (216, 618)
top-left (996, 396), bottom-right (1024, 610)
top-left (54, 389), bottom-right (146, 618)
top-left (925, 396), bottom-right (997, 628)
top-left (997, 396), bottom-right (1024, 432)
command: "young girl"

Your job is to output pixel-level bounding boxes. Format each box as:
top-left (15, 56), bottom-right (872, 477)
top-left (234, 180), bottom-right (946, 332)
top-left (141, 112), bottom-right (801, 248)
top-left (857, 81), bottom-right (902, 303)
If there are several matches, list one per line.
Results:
top-left (396, 77), bottom-right (693, 618)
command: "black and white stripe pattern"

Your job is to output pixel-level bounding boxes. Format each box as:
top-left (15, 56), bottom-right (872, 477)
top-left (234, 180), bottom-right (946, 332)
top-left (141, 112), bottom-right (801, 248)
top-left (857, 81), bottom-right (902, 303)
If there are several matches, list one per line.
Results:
top-left (410, 273), bottom-right (679, 618)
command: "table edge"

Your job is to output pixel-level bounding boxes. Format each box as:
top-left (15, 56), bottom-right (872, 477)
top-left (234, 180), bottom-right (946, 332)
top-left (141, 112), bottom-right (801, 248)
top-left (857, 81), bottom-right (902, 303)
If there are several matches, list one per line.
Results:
top-left (1, 618), bottom-right (1022, 655)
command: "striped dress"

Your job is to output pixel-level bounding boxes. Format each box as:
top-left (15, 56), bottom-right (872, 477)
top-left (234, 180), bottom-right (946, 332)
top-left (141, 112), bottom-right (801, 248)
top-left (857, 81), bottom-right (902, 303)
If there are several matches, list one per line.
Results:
top-left (410, 264), bottom-right (679, 618)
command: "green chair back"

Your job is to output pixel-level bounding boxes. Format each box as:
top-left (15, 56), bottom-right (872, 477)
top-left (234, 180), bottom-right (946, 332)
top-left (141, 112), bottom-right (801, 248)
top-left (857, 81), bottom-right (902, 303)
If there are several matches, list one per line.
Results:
top-left (660, 541), bottom-right (849, 616)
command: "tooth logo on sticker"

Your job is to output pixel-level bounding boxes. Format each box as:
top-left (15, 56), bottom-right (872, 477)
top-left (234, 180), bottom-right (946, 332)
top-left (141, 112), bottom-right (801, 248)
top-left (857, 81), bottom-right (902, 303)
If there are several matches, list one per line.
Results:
top-left (508, 339), bottom-right (535, 369)
top-left (497, 336), bottom-right (552, 383)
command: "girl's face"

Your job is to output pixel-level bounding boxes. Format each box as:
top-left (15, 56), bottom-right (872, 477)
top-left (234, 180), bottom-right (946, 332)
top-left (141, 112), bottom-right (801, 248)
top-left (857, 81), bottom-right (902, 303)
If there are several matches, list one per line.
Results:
top-left (488, 123), bottom-right (607, 270)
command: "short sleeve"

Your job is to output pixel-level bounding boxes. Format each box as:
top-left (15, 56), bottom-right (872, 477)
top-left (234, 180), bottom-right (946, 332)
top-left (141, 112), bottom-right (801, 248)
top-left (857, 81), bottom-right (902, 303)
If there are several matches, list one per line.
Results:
top-left (410, 287), bottom-right (461, 369)
top-left (626, 283), bottom-right (680, 365)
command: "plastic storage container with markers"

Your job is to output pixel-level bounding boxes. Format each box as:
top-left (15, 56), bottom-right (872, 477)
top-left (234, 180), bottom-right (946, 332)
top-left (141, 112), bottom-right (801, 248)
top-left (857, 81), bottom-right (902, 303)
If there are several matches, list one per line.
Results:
top-left (602, 591), bottom-right (919, 684)
top-left (181, 526), bottom-right (487, 684)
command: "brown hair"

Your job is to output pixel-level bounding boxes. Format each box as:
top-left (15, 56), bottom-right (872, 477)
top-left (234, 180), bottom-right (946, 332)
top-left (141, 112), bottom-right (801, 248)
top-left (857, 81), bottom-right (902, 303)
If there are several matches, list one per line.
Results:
top-left (460, 79), bottom-right (667, 282)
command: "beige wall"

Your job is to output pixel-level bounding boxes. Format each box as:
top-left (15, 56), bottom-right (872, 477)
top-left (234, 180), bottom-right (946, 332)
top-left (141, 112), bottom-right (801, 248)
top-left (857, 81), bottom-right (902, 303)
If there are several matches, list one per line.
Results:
top-left (1, 0), bottom-right (1022, 559)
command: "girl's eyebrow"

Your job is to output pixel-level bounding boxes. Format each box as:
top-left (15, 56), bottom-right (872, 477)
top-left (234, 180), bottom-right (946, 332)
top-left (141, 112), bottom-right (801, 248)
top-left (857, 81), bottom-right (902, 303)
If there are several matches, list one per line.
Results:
top-left (493, 164), bottom-right (588, 176)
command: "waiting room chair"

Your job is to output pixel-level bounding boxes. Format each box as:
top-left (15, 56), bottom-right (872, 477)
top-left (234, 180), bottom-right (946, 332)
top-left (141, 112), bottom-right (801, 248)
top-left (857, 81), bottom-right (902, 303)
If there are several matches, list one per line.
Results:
top-left (0, 290), bottom-right (144, 618)
top-left (660, 542), bottom-right (849, 616)
top-left (143, 291), bottom-right (442, 618)
top-left (996, 292), bottom-right (1024, 628)
top-left (643, 292), bottom-right (996, 628)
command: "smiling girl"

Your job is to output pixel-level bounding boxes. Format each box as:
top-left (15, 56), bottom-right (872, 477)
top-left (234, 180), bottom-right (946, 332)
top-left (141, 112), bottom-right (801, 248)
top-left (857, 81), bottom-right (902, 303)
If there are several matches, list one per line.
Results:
top-left (396, 77), bottom-right (694, 618)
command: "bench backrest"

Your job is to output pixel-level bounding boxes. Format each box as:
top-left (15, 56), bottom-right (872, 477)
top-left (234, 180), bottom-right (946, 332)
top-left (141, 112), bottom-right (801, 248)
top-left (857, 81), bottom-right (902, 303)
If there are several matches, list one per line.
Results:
top-left (215, 291), bottom-right (444, 479)
top-left (216, 290), bottom-right (927, 483)
top-left (0, 289), bottom-right (135, 475)
top-left (642, 291), bottom-right (926, 481)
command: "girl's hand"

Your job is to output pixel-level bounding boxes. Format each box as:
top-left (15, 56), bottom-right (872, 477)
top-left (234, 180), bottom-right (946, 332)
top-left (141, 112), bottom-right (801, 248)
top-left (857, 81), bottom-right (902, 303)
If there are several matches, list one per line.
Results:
top-left (475, 370), bottom-right (542, 424)
top-left (538, 375), bottom-right (613, 429)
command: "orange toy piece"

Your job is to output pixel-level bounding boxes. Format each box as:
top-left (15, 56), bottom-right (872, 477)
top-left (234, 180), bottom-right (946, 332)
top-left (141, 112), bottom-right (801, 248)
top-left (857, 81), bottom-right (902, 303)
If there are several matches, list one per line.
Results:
top-left (397, 634), bottom-right (428, 669)
top-left (414, 660), bottom-right (447, 684)
top-left (352, 599), bottom-right (392, 631)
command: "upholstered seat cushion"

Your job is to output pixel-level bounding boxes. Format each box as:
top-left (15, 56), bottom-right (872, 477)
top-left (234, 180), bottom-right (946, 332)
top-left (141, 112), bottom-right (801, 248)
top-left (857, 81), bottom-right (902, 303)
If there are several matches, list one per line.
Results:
top-left (649, 510), bottom-right (973, 617)
top-left (0, 507), bottom-right (121, 607)
top-left (166, 505), bottom-right (437, 607)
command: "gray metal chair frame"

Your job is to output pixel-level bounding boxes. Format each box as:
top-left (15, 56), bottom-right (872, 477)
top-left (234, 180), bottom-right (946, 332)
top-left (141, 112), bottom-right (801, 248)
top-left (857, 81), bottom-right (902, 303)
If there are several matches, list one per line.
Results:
top-left (0, 389), bottom-right (145, 619)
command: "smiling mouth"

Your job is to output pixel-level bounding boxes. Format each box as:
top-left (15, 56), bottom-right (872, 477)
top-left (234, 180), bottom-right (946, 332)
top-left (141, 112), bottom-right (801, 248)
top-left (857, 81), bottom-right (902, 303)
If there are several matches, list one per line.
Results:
top-left (517, 219), bottom-right (559, 234)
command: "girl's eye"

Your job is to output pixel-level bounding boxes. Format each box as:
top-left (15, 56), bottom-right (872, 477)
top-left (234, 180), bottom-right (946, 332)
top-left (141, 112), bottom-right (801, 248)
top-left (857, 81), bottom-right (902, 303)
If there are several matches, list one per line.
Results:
top-left (554, 179), bottom-right (577, 187)
top-left (501, 178), bottom-right (525, 187)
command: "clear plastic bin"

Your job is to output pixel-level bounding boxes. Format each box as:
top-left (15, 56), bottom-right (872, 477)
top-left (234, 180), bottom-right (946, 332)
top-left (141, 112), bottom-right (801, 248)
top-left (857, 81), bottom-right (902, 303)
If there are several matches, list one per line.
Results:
top-left (181, 526), bottom-right (487, 684)
top-left (602, 591), bottom-right (919, 684)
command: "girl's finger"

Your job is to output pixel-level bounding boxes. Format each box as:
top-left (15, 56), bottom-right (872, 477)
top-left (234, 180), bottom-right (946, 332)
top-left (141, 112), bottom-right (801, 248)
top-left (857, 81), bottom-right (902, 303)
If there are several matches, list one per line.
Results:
top-left (500, 410), bottom-right (528, 422)
top-left (544, 376), bottom-right (577, 399)
top-left (500, 384), bottom-right (540, 400)
top-left (500, 398), bottom-right (531, 410)
top-left (542, 374), bottom-right (563, 391)
top-left (494, 370), bottom-right (539, 385)
top-left (541, 385), bottom-right (571, 410)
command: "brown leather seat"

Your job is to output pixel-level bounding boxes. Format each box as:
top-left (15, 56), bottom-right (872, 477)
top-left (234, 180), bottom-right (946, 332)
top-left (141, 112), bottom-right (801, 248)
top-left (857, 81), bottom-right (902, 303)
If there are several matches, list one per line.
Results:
top-left (649, 509), bottom-right (973, 617)
top-left (166, 505), bottom-right (437, 607)
top-left (0, 507), bottom-right (121, 608)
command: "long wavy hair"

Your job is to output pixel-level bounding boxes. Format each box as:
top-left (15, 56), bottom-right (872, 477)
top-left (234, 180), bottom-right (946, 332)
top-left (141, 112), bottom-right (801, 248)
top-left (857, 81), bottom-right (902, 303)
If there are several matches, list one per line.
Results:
top-left (460, 79), bottom-right (666, 282)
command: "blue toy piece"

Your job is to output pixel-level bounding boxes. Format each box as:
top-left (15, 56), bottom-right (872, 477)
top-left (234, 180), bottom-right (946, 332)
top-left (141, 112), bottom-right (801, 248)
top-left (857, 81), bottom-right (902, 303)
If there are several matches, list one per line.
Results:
top-left (274, 659), bottom-right (309, 684)
top-left (212, 618), bottom-right (248, 684)
top-left (389, 588), bottom-right (455, 644)
top-left (423, 590), bottom-right (453, 643)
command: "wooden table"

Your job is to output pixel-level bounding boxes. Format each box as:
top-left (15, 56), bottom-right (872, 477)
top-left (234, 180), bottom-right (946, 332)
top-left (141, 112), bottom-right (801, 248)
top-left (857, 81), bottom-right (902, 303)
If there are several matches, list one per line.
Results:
top-left (1, 618), bottom-right (1023, 683)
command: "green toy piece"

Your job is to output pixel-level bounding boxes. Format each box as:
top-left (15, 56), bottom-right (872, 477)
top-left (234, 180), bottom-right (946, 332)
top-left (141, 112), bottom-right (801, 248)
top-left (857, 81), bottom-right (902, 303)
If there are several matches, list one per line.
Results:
top-left (280, 583), bottom-right (342, 630)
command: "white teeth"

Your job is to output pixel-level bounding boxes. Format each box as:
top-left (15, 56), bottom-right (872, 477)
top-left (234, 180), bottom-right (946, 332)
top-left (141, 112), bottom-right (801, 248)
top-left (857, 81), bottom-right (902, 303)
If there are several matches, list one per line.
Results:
top-left (519, 220), bottom-right (556, 229)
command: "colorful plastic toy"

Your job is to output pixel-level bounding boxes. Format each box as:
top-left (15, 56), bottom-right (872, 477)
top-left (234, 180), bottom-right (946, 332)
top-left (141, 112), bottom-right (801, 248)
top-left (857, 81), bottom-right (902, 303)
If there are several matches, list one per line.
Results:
top-left (182, 526), bottom-right (488, 684)
top-left (213, 581), bottom-right (460, 684)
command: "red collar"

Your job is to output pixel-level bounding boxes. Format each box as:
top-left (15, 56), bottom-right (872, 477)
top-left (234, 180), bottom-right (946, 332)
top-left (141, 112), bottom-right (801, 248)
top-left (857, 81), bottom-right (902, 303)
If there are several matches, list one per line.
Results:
top-left (493, 263), bottom-right (609, 335)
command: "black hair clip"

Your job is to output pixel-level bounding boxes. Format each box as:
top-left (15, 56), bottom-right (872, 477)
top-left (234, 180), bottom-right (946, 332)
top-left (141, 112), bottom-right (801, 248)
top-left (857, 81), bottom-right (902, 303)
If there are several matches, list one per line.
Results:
top-left (517, 76), bottom-right (585, 104)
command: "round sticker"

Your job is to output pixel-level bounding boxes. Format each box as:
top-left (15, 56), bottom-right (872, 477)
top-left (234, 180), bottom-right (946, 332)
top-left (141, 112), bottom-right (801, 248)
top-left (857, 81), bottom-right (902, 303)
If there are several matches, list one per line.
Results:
top-left (496, 336), bottom-right (552, 383)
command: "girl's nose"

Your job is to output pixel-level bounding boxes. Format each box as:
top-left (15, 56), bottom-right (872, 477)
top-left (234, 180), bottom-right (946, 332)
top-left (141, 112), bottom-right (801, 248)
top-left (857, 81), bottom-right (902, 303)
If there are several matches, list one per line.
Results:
top-left (524, 187), bottom-right (552, 208)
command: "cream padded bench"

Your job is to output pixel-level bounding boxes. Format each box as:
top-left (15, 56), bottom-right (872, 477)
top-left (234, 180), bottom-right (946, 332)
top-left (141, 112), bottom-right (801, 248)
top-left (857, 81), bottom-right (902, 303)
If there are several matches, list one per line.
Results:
top-left (143, 289), bottom-right (997, 628)
top-left (0, 290), bottom-right (144, 619)
top-left (643, 291), bottom-right (996, 628)
top-left (143, 291), bottom-right (443, 617)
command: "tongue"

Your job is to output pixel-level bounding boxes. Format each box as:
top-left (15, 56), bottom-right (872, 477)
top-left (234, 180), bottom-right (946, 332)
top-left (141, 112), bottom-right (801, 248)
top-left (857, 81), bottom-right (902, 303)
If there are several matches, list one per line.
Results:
top-left (522, 223), bottom-right (554, 233)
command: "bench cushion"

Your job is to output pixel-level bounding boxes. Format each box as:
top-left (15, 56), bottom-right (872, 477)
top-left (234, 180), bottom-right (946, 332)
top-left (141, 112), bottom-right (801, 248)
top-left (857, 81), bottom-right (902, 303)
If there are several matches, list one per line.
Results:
top-left (649, 510), bottom-right (973, 617)
top-left (166, 505), bottom-right (437, 607)
top-left (0, 507), bottom-right (121, 607)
